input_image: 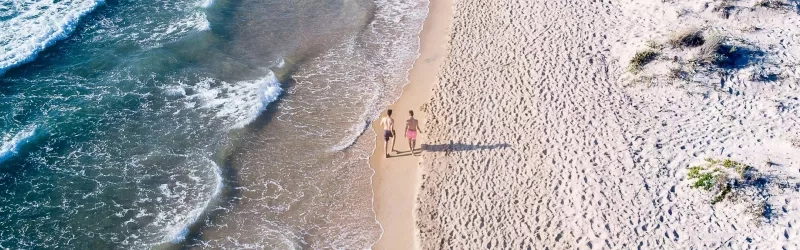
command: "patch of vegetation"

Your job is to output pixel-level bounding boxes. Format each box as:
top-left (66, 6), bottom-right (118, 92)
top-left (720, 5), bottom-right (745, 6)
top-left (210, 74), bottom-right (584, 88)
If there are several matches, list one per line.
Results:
top-left (668, 67), bottom-right (688, 80)
top-left (629, 50), bottom-right (659, 72)
top-left (687, 158), bottom-right (754, 203)
top-left (740, 25), bottom-right (761, 32)
top-left (692, 34), bottom-right (753, 68)
top-left (688, 157), bottom-right (795, 222)
top-left (691, 170), bottom-right (719, 190)
top-left (697, 34), bottom-right (726, 64)
top-left (704, 157), bottom-right (721, 165)
top-left (713, 1), bottom-right (736, 18)
top-left (712, 184), bottom-right (732, 204)
top-left (646, 40), bottom-right (663, 50)
top-left (633, 27), bottom-right (766, 88)
top-left (746, 201), bottom-right (769, 225)
top-left (754, 0), bottom-right (794, 10)
top-left (419, 102), bottom-right (429, 113)
top-left (669, 28), bottom-right (705, 48)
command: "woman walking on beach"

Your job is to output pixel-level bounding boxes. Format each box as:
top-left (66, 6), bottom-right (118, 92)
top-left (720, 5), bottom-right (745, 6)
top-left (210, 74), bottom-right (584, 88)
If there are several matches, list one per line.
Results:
top-left (380, 109), bottom-right (396, 158)
top-left (405, 110), bottom-right (423, 155)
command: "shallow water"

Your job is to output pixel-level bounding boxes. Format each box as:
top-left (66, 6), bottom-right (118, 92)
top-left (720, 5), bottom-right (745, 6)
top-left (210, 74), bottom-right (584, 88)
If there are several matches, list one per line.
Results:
top-left (0, 0), bottom-right (426, 248)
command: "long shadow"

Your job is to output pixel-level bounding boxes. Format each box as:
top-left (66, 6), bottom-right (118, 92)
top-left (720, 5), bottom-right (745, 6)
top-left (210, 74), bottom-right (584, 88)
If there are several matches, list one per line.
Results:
top-left (421, 142), bottom-right (510, 152)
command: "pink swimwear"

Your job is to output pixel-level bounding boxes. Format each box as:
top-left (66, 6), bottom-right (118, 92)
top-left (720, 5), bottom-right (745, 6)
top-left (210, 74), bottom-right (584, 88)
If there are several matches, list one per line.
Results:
top-left (406, 130), bottom-right (417, 140)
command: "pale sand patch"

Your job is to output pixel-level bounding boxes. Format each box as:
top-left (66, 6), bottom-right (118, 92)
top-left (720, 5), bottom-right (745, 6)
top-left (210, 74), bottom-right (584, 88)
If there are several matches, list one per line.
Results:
top-left (369, 0), bottom-right (453, 249)
top-left (417, 0), bottom-right (800, 249)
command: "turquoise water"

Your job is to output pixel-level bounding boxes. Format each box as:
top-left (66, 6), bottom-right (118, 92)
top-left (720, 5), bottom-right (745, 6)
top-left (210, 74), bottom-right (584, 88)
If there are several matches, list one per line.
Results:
top-left (0, 0), bottom-right (427, 248)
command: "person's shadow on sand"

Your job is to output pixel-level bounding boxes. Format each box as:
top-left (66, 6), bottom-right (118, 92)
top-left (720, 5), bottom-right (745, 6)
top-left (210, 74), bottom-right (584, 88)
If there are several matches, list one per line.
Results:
top-left (390, 142), bottom-right (509, 158)
top-left (421, 142), bottom-right (510, 156)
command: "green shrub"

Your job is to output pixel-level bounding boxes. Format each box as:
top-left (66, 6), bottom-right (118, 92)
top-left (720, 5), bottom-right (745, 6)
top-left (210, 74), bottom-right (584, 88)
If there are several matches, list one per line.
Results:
top-left (687, 158), bottom-right (752, 203)
top-left (705, 158), bottom-right (720, 165)
top-left (670, 28), bottom-right (705, 48)
top-left (712, 185), bottom-right (732, 204)
top-left (691, 171), bottom-right (718, 190)
top-left (629, 50), bottom-right (659, 72)
top-left (688, 165), bottom-right (704, 178)
top-left (646, 40), bottom-right (663, 50)
top-left (723, 159), bottom-right (738, 168)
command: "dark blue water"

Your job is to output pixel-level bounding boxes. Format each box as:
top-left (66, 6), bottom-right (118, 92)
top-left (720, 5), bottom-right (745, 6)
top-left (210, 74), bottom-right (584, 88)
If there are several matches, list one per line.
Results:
top-left (0, 0), bottom-right (427, 248)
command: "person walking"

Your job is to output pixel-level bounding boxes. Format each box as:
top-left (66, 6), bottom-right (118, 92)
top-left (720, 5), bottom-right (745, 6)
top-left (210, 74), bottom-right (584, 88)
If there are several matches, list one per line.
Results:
top-left (380, 109), bottom-right (396, 158)
top-left (405, 110), bottom-right (423, 155)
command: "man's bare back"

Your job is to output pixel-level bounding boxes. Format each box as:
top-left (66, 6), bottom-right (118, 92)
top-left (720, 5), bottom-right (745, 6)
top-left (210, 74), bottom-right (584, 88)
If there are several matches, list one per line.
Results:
top-left (405, 118), bottom-right (418, 131)
top-left (381, 117), bottom-right (394, 131)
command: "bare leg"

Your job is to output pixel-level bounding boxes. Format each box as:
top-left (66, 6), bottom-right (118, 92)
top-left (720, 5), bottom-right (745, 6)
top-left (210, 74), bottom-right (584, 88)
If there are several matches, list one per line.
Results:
top-left (411, 139), bottom-right (417, 155)
top-left (407, 136), bottom-right (412, 154)
top-left (384, 138), bottom-right (389, 158)
top-left (391, 131), bottom-right (396, 152)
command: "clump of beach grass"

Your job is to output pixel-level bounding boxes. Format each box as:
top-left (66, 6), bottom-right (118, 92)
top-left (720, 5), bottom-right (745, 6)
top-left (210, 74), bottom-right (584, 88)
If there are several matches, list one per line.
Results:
top-left (646, 40), bottom-right (663, 50)
top-left (754, 0), bottom-right (793, 10)
top-left (741, 25), bottom-right (761, 32)
top-left (687, 158), bottom-right (754, 204)
top-left (629, 50), bottom-right (659, 72)
top-left (668, 66), bottom-right (688, 80)
top-left (694, 34), bottom-right (748, 67)
top-left (669, 28), bottom-right (705, 48)
top-left (746, 201), bottom-right (769, 226)
top-left (712, 1), bottom-right (736, 18)
top-left (697, 34), bottom-right (726, 64)
top-left (688, 157), bottom-right (791, 222)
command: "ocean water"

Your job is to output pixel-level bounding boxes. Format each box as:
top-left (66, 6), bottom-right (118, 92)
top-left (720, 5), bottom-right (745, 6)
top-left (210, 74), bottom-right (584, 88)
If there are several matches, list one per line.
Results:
top-left (0, 0), bottom-right (427, 248)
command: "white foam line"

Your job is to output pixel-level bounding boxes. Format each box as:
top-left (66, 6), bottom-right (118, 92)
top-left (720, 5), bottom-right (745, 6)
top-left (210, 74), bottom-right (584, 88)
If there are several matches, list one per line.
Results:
top-left (0, 0), bottom-right (105, 76)
top-left (0, 125), bottom-right (39, 164)
top-left (231, 74), bottom-right (282, 129)
top-left (165, 156), bottom-right (224, 244)
top-left (366, 0), bottom-right (431, 248)
top-left (199, 0), bottom-right (214, 9)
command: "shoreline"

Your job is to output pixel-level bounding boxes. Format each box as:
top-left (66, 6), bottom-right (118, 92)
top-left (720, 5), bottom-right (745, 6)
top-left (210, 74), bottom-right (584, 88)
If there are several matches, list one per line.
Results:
top-left (368, 0), bottom-right (453, 249)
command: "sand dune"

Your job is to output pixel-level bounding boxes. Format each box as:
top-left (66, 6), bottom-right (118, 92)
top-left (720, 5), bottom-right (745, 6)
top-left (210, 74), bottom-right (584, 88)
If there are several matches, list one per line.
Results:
top-left (416, 0), bottom-right (800, 248)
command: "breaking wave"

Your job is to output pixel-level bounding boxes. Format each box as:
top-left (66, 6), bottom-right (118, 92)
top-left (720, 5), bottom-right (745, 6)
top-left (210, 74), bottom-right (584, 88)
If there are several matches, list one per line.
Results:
top-left (0, 0), bottom-right (104, 75)
top-left (0, 125), bottom-right (39, 164)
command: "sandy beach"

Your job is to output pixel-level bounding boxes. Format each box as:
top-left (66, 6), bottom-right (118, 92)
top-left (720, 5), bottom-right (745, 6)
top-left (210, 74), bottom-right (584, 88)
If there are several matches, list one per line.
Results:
top-left (380, 0), bottom-right (800, 249)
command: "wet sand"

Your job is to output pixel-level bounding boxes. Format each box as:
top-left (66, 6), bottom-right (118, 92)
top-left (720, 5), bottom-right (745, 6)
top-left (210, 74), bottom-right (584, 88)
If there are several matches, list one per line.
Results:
top-left (369, 0), bottom-right (453, 249)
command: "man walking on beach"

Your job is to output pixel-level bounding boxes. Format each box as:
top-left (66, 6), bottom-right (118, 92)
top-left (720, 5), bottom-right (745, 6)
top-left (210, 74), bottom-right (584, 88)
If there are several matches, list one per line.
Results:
top-left (380, 109), bottom-right (396, 158)
top-left (405, 110), bottom-right (423, 156)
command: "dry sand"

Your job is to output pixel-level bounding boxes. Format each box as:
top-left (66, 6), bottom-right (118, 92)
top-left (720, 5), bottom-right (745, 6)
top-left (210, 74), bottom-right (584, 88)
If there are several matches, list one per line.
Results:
top-left (369, 0), bottom-right (452, 249)
top-left (414, 0), bottom-right (800, 249)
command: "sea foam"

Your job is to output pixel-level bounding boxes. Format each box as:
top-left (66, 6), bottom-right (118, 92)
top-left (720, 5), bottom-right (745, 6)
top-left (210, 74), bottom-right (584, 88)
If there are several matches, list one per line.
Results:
top-left (190, 72), bottom-right (282, 129)
top-left (0, 0), bottom-right (105, 75)
top-left (0, 126), bottom-right (38, 163)
top-left (164, 157), bottom-right (223, 244)
top-left (198, 0), bottom-right (214, 8)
